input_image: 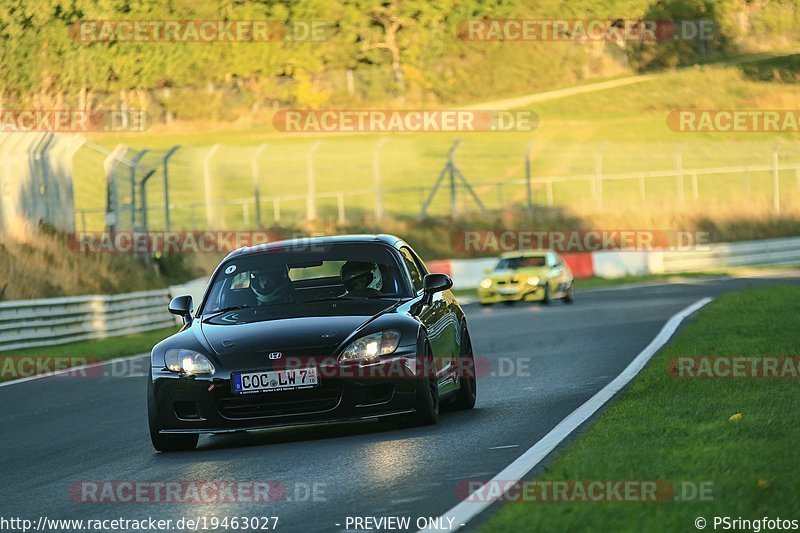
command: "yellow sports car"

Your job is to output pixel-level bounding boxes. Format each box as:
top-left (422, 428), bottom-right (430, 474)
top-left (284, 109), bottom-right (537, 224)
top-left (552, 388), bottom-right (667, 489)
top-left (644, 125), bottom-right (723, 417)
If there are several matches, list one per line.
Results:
top-left (477, 250), bottom-right (574, 305)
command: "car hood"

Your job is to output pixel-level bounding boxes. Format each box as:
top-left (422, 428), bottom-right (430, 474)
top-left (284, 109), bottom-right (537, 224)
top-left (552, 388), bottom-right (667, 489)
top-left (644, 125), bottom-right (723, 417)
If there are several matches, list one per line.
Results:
top-left (489, 267), bottom-right (548, 283)
top-left (199, 299), bottom-right (398, 357)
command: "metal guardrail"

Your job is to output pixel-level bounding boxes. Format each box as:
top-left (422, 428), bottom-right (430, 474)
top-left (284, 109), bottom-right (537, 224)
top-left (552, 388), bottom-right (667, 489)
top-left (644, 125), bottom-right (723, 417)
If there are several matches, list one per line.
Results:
top-left (660, 236), bottom-right (800, 273)
top-left (0, 289), bottom-right (176, 352)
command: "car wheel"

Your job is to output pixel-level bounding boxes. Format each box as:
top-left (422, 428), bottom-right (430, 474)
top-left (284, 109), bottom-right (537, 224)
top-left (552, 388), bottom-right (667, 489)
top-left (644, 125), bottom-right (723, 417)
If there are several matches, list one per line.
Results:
top-left (563, 284), bottom-right (574, 304)
top-left (411, 342), bottom-right (439, 425)
top-left (148, 380), bottom-right (198, 452)
top-left (453, 329), bottom-right (477, 410)
top-left (541, 284), bottom-right (551, 305)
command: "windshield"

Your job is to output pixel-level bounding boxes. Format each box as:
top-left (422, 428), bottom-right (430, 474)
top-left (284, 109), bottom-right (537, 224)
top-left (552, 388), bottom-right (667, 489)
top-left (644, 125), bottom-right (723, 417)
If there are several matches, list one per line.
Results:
top-left (201, 243), bottom-right (409, 316)
top-left (495, 256), bottom-right (547, 270)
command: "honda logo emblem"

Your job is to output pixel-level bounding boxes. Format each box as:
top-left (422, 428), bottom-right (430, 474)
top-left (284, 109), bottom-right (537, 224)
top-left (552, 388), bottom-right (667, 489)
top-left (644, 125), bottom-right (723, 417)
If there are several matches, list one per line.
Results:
top-left (268, 352), bottom-right (282, 360)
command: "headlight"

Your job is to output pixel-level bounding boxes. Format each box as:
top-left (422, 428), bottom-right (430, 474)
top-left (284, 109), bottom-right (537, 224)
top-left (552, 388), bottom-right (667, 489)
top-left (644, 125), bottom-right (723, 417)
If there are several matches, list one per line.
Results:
top-left (164, 349), bottom-right (214, 375)
top-left (479, 278), bottom-right (493, 289)
top-left (527, 276), bottom-right (540, 286)
top-left (339, 330), bottom-right (401, 363)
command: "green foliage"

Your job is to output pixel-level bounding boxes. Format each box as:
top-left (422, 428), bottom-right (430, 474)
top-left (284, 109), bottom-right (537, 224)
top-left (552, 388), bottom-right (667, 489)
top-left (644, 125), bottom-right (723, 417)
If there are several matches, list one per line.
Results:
top-left (0, 0), bottom-right (795, 117)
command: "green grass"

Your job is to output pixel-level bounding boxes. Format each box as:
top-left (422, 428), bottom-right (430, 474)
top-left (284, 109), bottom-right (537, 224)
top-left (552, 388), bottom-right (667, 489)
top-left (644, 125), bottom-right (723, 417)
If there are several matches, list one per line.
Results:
top-left (0, 326), bottom-right (179, 382)
top-left (74, 53), bottom-right (800, 230)
top-left (481, 284), bottom-right (800, 531)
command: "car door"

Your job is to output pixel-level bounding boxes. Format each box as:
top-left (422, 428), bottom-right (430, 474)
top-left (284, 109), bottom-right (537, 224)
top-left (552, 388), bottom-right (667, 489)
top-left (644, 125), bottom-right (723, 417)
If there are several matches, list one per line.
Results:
top-left (399, 246), bottom-right (457, 390)
top-left (547, 251), bottom-right (567, 293)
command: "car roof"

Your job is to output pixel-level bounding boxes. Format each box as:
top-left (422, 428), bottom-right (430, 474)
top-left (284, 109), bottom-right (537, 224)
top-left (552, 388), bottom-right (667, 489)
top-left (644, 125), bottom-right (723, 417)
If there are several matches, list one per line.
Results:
top-left (499, 249), bottom-right (553, 259)
top-left (223, 234), bottom-right (405, 261)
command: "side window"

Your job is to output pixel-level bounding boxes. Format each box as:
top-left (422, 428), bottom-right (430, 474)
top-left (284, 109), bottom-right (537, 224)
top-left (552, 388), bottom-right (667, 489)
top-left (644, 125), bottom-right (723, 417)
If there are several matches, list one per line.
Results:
top-left (399, 247), bottom-right (424, 292)
top-left (546, 252), bottom-right (556, 267)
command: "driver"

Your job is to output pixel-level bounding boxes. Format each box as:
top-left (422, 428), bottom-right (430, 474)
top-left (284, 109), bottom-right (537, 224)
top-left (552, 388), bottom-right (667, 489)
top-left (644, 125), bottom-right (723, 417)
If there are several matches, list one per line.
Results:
top-left (250, 265), bottom-right (294, 305)
top-left (340, 261), bottom-right (382, 295)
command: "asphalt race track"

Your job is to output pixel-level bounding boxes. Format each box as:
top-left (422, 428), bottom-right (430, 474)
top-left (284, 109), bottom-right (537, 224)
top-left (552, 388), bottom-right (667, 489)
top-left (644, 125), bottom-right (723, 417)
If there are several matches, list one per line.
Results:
top-left (2, 276), bottom-right (798, 532)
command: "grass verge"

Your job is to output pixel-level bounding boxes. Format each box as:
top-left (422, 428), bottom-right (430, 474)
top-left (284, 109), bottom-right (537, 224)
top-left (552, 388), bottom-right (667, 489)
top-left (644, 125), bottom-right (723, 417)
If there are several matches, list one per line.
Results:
top-left (0, 326), bottom-right (179, 382)
top-left (481, 284), bottom-right (800, 530)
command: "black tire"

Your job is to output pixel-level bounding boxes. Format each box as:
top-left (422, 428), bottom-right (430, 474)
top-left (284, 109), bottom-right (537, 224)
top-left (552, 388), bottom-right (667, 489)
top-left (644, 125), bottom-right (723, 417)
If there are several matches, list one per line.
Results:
top-left (453, 329), bottom-right (477, 410)
top-left (148, 380), bottom-right (198, 452)
top-left (541, 284), bottom-right (551, 305)
top-left (410, 342), bottom-right (439, 425)
top-left (563, 284), bottom-right (574, 304)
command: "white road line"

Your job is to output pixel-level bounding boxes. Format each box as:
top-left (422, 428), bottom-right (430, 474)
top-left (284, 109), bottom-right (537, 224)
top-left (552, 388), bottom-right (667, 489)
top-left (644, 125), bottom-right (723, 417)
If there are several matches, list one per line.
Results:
top-left (0, 353), bottom-right (149, 388)
top-left (420, 296), bottom-right (713, 532)
top-left (489, 445), bottom-right (519, 450)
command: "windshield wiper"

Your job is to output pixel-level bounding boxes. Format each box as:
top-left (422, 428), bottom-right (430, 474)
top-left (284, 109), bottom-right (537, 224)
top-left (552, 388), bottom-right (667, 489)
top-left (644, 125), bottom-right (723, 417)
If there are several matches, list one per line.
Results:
top-left (204, 305), bottom-right (250, 318)
top-left (310, 294), bottom-right (401, 303)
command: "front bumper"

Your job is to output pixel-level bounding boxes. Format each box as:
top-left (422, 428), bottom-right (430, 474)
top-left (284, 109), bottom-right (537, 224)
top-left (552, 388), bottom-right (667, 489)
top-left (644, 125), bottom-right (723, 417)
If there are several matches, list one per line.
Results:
top-left (150, 349), bottom-right (420, 434)
top-left (478, 284), bottom-right (544, 304)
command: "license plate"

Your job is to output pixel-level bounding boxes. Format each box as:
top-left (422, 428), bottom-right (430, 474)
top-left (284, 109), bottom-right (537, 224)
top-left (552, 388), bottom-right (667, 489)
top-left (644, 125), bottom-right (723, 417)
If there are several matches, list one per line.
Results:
top-left (498, 287), bottom-right (518, 295)
top-left (232, 368), bottom-right (319, 394)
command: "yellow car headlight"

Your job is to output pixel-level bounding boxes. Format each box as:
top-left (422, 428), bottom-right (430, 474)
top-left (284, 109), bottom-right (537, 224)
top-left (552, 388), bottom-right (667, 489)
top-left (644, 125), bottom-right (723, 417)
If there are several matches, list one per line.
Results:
top-left (480, 278), bottom-right (493, 289)
top-left (527, 276), bottom-right (540, 286)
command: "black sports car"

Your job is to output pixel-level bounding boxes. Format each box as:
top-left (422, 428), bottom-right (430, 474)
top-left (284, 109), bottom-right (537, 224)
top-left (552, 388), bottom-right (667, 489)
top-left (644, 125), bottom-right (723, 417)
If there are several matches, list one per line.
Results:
top-left (148, 234), bottom-right (476, 451)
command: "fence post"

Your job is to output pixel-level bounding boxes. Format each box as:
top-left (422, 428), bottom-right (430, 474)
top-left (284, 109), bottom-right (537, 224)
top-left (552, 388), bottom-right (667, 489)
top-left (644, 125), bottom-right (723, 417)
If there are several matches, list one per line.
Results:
top-left (139, 169), bottom-right (156, 263)
top-left (273, 198), bottom-right (281, 223)
top-left (130, 149), bottom-right (149, 230)
top-left (337, 193), bottom-right (346, 225)
top-left (676, 143), bottom-right (685, 207)
top-left (306, 141), bottom-right (321, 221)
top-left (252, 143), bottom-right (267, 228)
top-left (594, 143), bottom-right (606, 210)
top-left (102, 144), bottom-right (127, 232)
top-left (525, 142), bottom-right (533, 211)
top-left (203, 144), bottom-right (220, 227)
top-left (373, 138), bottom-right (386, 222)
top-left (772, 143), bottom-right (780, 215)
top-left (162, 145), bottom-right (180, 231)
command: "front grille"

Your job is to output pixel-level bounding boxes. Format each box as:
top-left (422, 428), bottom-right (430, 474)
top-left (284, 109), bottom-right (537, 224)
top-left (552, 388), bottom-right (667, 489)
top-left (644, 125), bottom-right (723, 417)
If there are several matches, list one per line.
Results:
top-left (214, 379), bottom-right (342, 419)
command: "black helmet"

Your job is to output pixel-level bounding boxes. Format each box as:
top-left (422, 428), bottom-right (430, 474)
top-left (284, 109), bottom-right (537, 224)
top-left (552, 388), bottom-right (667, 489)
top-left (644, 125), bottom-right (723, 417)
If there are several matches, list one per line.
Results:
top-left (341, 261), bottom-right (381, 292)
top-left (250, 265), bottom-right (291, 303)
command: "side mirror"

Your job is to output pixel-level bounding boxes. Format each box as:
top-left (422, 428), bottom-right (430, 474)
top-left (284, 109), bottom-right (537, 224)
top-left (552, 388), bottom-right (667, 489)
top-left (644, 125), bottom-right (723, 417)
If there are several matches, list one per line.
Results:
top-left (422, 273), bottom-right (453, 304)
top-left (168, 295), bottom-right (193, 324)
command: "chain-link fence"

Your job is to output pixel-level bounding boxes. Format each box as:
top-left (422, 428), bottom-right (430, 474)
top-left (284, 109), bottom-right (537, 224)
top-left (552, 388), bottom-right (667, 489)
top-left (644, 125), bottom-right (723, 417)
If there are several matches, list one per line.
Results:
top-left (70, 137), bottom-right (800, 231)
top-left (4, 133), bottom-right (800, 237)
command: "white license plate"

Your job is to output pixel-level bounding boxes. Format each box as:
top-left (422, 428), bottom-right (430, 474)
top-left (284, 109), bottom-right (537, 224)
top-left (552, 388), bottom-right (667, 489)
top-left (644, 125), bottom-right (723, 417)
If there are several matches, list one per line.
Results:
top-left (497, 287), bottom-right (518, 295)
top-left (232, 368), bottom-right (319, 394)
